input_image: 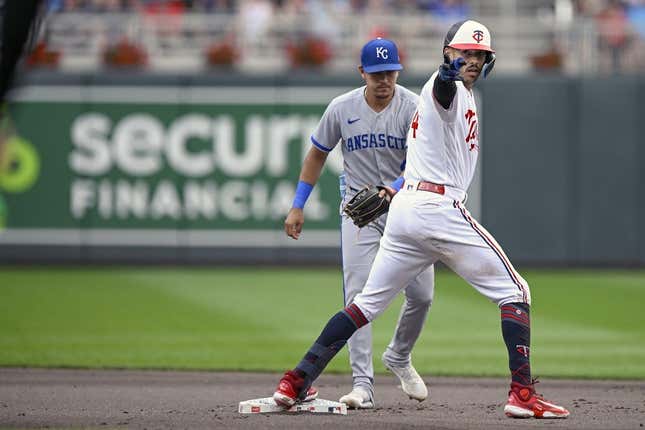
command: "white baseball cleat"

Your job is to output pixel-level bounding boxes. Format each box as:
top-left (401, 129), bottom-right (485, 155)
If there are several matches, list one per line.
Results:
top-left (339, 387), bottom-right (374, 409)
top-left (382, 354), bottom-right (428, 402)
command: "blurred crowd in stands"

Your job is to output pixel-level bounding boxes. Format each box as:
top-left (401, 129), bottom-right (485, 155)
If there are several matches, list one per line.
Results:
top-left (43, 0), bottom-right (645, 45)
top-left (576, 0), bottom-right (645, 72)
top-left (44, 0), bottom-right (645, 19)
top-left (45, 0), bottom-right (472, 15)
top-left (36, 0), bottom-right (645, 74)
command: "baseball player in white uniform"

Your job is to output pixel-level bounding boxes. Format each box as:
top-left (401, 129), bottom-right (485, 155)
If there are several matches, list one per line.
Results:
top-left (275, 20), bottom-right (570, 419)
top-left (283, 38), bottom-right (433, 409)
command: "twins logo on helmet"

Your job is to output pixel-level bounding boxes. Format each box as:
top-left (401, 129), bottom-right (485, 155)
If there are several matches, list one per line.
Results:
top-left (444, 20), bottom-right (496, 79)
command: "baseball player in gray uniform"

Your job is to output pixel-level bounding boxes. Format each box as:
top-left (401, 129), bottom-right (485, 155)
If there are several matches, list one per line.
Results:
top-left (283, 38), bottom-right (433, 409)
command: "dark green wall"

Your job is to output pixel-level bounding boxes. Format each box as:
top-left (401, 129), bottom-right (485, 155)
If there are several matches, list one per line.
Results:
top-left (479, 76), bottom-right (645, 265)
top-left (2, 72), bottom-right (643, 265)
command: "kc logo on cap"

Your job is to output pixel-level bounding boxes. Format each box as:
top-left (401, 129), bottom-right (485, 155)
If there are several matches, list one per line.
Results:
top-left (361, 38), bottom-right (403, 73)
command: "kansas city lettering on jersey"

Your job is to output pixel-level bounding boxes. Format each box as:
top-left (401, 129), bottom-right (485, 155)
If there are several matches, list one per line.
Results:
top-left (346, 133), bottom-right (407, 152)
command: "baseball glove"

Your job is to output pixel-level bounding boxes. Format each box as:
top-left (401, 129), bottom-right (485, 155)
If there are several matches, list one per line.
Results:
top-left (343, 185), bottom-right (390, 228)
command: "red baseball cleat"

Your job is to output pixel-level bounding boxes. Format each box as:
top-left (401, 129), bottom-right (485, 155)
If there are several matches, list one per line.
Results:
top-left (303, 386), bottom-right (318, 402)
top-left (504, 381), bottom-right (569, 419)
top-left (273, 370), bottom-right (318, 407)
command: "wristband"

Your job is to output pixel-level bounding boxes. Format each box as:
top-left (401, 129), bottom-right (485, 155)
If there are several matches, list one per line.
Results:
top-left (292, 181), bottom-right (314, 209)
top-left (390, 176), bottom-right (405, 192)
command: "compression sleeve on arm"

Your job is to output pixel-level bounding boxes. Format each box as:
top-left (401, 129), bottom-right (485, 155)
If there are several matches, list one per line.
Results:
top-left (433, 77), bottom-right (457, 110)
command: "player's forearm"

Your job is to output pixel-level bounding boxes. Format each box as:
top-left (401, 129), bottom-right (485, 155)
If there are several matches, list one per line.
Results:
top-left (298, 147), bottom-right (329, 185)
top-left (433, 77), bottom-right (457, 110)
top-left (290, 147), bottom-right (328, 209)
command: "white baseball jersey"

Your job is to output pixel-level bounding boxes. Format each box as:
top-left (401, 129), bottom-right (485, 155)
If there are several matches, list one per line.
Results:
top-left (404, 71), bottom-right (480, 200)
top-left (311, 84), bottom-right (419, 194)
top-left (352, 71), bottom-right (530, 324)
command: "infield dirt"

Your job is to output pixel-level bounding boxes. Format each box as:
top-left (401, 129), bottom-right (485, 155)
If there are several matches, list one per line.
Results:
top-left (1, 368), bottom-right (644, 429)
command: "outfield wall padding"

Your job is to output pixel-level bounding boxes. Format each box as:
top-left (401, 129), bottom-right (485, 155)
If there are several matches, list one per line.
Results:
top-left (0, 73), bottom-right (642, 266)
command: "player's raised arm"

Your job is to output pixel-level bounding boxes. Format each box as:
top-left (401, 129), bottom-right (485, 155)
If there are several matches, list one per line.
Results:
top-left (433, 56), bottom-right (465, 110)
top-left (284, 146), bottom-right (329, 240)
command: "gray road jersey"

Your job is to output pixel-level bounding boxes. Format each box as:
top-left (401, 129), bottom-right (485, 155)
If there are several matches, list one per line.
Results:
top-left (311, 84), bottom-right (419, 197)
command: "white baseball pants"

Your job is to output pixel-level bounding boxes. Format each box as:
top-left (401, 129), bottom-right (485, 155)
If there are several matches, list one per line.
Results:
top-left (353, 186), bottom-right (530, 323)
top-left (341, 212), bottom-right (434, 387)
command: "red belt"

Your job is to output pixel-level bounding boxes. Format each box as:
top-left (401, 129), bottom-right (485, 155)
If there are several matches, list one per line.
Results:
top-left (416, 181), bottom-right (445, 195)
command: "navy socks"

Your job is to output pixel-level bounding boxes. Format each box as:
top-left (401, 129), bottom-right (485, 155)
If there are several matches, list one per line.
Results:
top-left (501, 302), bottom-right (532, 385)
top-left (295, 304), bottom-right (368, 389)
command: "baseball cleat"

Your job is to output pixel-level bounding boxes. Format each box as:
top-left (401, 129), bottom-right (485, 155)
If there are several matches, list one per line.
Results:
top-left (504, 381), bottom-right (569, 419)
top-left (382, 353), bottom-right (428, 402)
top-left (273, 370), bottom-right (318, 408)
top-left (303, 386), bottom-right (318, 402)
top-left (339, 387), bottom-right (374, 409)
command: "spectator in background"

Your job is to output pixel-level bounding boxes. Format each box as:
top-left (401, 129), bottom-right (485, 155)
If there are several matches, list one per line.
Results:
top-left (625, 0), bottom-right (645, 40)
top-left (278, 0), bottom-right (342, 68)
top-left (596, 0), bottom-right (630, 72)
top-left (57, 0), bottom-right (87, 12)
top-left (189, 0), bottom-right (236, 12)
top-left (141, 0), bottom-right (186, 40)
top-left (412, 0), bottom-right (471, 48)
top-left (142, 0), bottom-right (186, 14)
top-left (47, 0), bottom-right (65, 12)
top-left (625, 0), bottom-right (645, 70)
top-left (238, 0), bottom-right (274, 44)
top-left (92, 0), bottom-right (130, 12)
top-left (278, 0), bottom-right (306, 14)
top-left (50, 0), bottom-right (143, 12)
top-left (426, 0), bottom-right (470, 22)
top-left (308, 0), bottom-right (342, 44)
top-left (417, 0), bottom-right (471, 19)
top-left (572, 0), bottom-right (598, 16)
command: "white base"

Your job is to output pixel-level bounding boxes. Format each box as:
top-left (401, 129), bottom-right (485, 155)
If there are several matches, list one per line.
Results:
top-left (238, 397), bottom-right (347, 415)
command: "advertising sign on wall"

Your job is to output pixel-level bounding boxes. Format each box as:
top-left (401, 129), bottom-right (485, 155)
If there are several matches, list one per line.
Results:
top-left (1, 86), bottom-right (351, 247)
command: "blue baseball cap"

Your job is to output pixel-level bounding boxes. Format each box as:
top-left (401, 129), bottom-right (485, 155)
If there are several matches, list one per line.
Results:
top-left (360, 38), bottom-right (403, 73)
